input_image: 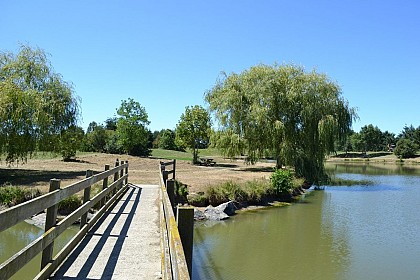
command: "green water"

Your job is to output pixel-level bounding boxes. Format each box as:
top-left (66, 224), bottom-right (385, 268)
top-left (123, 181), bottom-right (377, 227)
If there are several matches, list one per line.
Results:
top-left (192, 163), bottom-right (420, 280)
top-left (0, 221), bottom-right (78, 280)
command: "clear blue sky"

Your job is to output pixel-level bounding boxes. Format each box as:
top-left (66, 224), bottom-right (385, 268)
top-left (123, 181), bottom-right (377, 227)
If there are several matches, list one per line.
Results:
top-left (1, 0), bottom-right (419, 135)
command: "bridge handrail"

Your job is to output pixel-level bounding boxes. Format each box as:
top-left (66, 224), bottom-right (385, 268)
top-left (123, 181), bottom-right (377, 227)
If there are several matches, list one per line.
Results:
top-left (0, 160), bottom-right (129, 280)
top-left (159, 160), bottom-right (190, 280)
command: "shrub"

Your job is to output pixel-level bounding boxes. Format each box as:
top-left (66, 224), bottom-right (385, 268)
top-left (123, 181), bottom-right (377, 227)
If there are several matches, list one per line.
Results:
top-left (206, 181), bottom-right (248, 206)
top-left (187, 193), bottom-right (208, 207)
top-left (220, 181), bottom-right (248, 202)
top-left (128, 143), bottom-right (151, 157)
top-left (0, 185), bottom-right (41, 206)
top-left (175, 180), bottom-right (189, 198)
top-left (271, 169), bottom-right (294, 195)
top-left (243, 180), bottom-right (273, 205)
top-left (58, 195), bottom-right (82, 215)
top-left (174, 180), bottom-right (189, 204)
top-left (206, 186), bottom-right (229, 206)
top-left (197, 173), bottom-right (300, 207)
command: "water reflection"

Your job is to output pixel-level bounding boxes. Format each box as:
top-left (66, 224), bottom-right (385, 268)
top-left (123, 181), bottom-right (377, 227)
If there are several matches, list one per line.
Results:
top-left (193, 163), bottom-right (420, 280)
top-left (0, 221), bottom-right (77, 280)
top-left (193, 191), bottom-right (351, 280)
top-left (325, 162), bottom-right (420, 176)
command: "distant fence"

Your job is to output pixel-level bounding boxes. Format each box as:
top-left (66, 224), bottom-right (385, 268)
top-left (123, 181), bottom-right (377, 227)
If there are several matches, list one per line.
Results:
top-left (159, 160), bottom-right (193, 280)
top-left (0, 159), bottom-right (129, 280)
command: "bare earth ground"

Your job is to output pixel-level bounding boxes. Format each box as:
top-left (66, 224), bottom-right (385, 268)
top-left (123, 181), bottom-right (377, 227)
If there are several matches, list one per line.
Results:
top-left (0, 153), bottom-right (275, 194)
top-left (2, 152), bottom-right (419, 196)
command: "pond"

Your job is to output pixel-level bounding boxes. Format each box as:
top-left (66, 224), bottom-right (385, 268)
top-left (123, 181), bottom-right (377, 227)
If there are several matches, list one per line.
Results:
top-left (192, 163), bottom-right (420, 280)
top-left (0, 221), bottom-right (78, 280)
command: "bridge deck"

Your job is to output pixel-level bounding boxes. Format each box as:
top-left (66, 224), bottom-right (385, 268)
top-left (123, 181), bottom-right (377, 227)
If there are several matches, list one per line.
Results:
top-left (50, 184), bottom-right (161, 280)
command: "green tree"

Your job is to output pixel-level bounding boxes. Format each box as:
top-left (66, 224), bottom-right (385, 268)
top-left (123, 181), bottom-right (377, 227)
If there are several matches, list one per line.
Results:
top-left (176, 105), bottom-right (211, 164)
top-left (394, 138), bottom-right (418, 158)
top-left (0, 45), bottom-right (80, 163)
top-left (60, 126), bottom-right (84, 161)
top-left (159, 129), bottom-right (177, 150)
top-left (116, 98), bottom-right (151, 156)
top-left (104, 117), bottom-right (117, 131)
top-left (359, 124), bottom-right (384, 151)
top-left (334, 130), bottom-right (354, 154)
top-left (86, 121), bottom-right (99, 134)
top-left (350, 132), bottom-right (366, 153)
top-left (398, 125), bottom-right (420, 147)
top-left (104, 131), bottom-right (123, 154)
top-left (205, 64), bottom-right (356, 183)
top-left (382, 131), bottom-right (396, 151)
top-left (83, 122), bottom-right (108, 152)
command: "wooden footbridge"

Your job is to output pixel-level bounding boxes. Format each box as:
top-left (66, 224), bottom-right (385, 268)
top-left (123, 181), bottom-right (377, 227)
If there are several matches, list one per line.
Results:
top-left (0, 159), bottom-right (193, 280)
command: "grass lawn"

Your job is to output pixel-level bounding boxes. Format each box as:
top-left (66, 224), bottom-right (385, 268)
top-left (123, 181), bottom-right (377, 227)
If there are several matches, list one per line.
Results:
top-left (150, 148), bottom-right (222, 161)
top-left (151, 149), bottom-right (192, 161)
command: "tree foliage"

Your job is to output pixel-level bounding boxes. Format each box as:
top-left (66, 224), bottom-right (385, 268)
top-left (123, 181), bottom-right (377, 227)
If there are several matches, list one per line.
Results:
top-left (270, 169), bottom-right (294, 195)
top-left (205, 64), bottom-right (356, 183)
top-left (175, 105), bottom-right (211, 163)
top-left (158, 129), bottom-right (177, 150)
top-left (0, 45), bottom-right (80, 163)
top-left (116, 98), bottom-right (151, 156)
top-left (60, 126), bottom-right (84, 161)
top-left (360, 124), bottom-right (384, 152)
top-left (343, 126), bottom-right (396, 153)
top-left (399, 125), bottom-right (420, 147)
top-left (104, 117), bottom-right (117, 131)
top-left (82, 122), bottom-right (109, 153)
top-left (349, 132), bottom-right (365, 153)
top-left (394, 138), bottom-right (418, 159)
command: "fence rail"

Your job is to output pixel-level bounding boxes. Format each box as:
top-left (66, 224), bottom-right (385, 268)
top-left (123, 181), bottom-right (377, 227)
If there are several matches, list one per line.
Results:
top-left (0, 159), bottom-right (129, 280)
top-left (159, 160), bottom-right (193, 280)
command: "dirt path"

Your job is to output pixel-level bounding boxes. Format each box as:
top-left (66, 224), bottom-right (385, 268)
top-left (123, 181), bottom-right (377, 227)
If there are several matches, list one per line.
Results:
top-left (0, 153), bottom-right (275, 194)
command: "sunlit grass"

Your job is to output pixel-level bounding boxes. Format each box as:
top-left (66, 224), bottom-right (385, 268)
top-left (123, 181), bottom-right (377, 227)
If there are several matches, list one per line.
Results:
top-left (197, 148), bottom-right (222, 157)
top-left (151, 148), bottom-right (222, 161)
top-left (151, 149), bottom-right (192, 161)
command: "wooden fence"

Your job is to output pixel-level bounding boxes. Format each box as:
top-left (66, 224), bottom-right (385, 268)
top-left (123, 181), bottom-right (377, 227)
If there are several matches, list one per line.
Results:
top-left (159, 160), bottom-right (193, 280)
top-left (0, 159), bottom-right (129, 280)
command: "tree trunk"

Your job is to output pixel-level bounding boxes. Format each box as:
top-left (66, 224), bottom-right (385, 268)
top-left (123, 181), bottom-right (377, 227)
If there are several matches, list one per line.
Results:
top-left (193, 148), bottom-right (198, 164)
top-left (276, 156), bottom-right (283, 169)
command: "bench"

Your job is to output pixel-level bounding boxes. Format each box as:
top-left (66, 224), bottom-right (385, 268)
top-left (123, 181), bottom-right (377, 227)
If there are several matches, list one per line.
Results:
top-left (198, 157), bottom-right (216, 166)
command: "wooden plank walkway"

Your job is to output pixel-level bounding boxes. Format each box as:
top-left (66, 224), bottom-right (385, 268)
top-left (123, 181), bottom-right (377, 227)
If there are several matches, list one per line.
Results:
top-left (49, 184), bottom-right (161, 280)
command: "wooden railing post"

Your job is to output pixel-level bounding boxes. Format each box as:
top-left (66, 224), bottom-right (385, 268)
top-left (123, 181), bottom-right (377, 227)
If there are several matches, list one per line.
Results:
top-left (41, 179), bottom-right (61, 269)
top-left (113, 159), bottom-right (120, 194)
top-left (166, 179), bottom-right (176, 208)
top-left (120, 160), bottom-right (124, 187)
top-left (173, 159), bottom-right (176, 180)
top-left (80, 170), bottom-right (93, 228)
top-left (125, 160), bottom-right (129, 185)
top-left (177, 206), bottom-right (194, 277)
top-left (100, 164), bottom-right (110, 207)
top-left (160, 162), bottom-right (168, 186)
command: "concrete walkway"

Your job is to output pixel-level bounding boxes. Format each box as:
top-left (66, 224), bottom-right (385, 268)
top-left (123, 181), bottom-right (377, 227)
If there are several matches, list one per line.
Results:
top-left (50, 184), bottom-right (161, 280)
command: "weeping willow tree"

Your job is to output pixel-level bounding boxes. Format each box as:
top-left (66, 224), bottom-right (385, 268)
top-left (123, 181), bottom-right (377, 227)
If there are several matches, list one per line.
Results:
top-left (205, 64), bottom-right (357, 183)
top-left (0, 45), bottom-right (80, 163)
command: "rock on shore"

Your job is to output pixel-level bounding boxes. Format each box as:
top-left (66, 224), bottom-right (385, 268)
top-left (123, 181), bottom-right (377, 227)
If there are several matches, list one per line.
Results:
top-left (195, 201), bottom-right (239, 221)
